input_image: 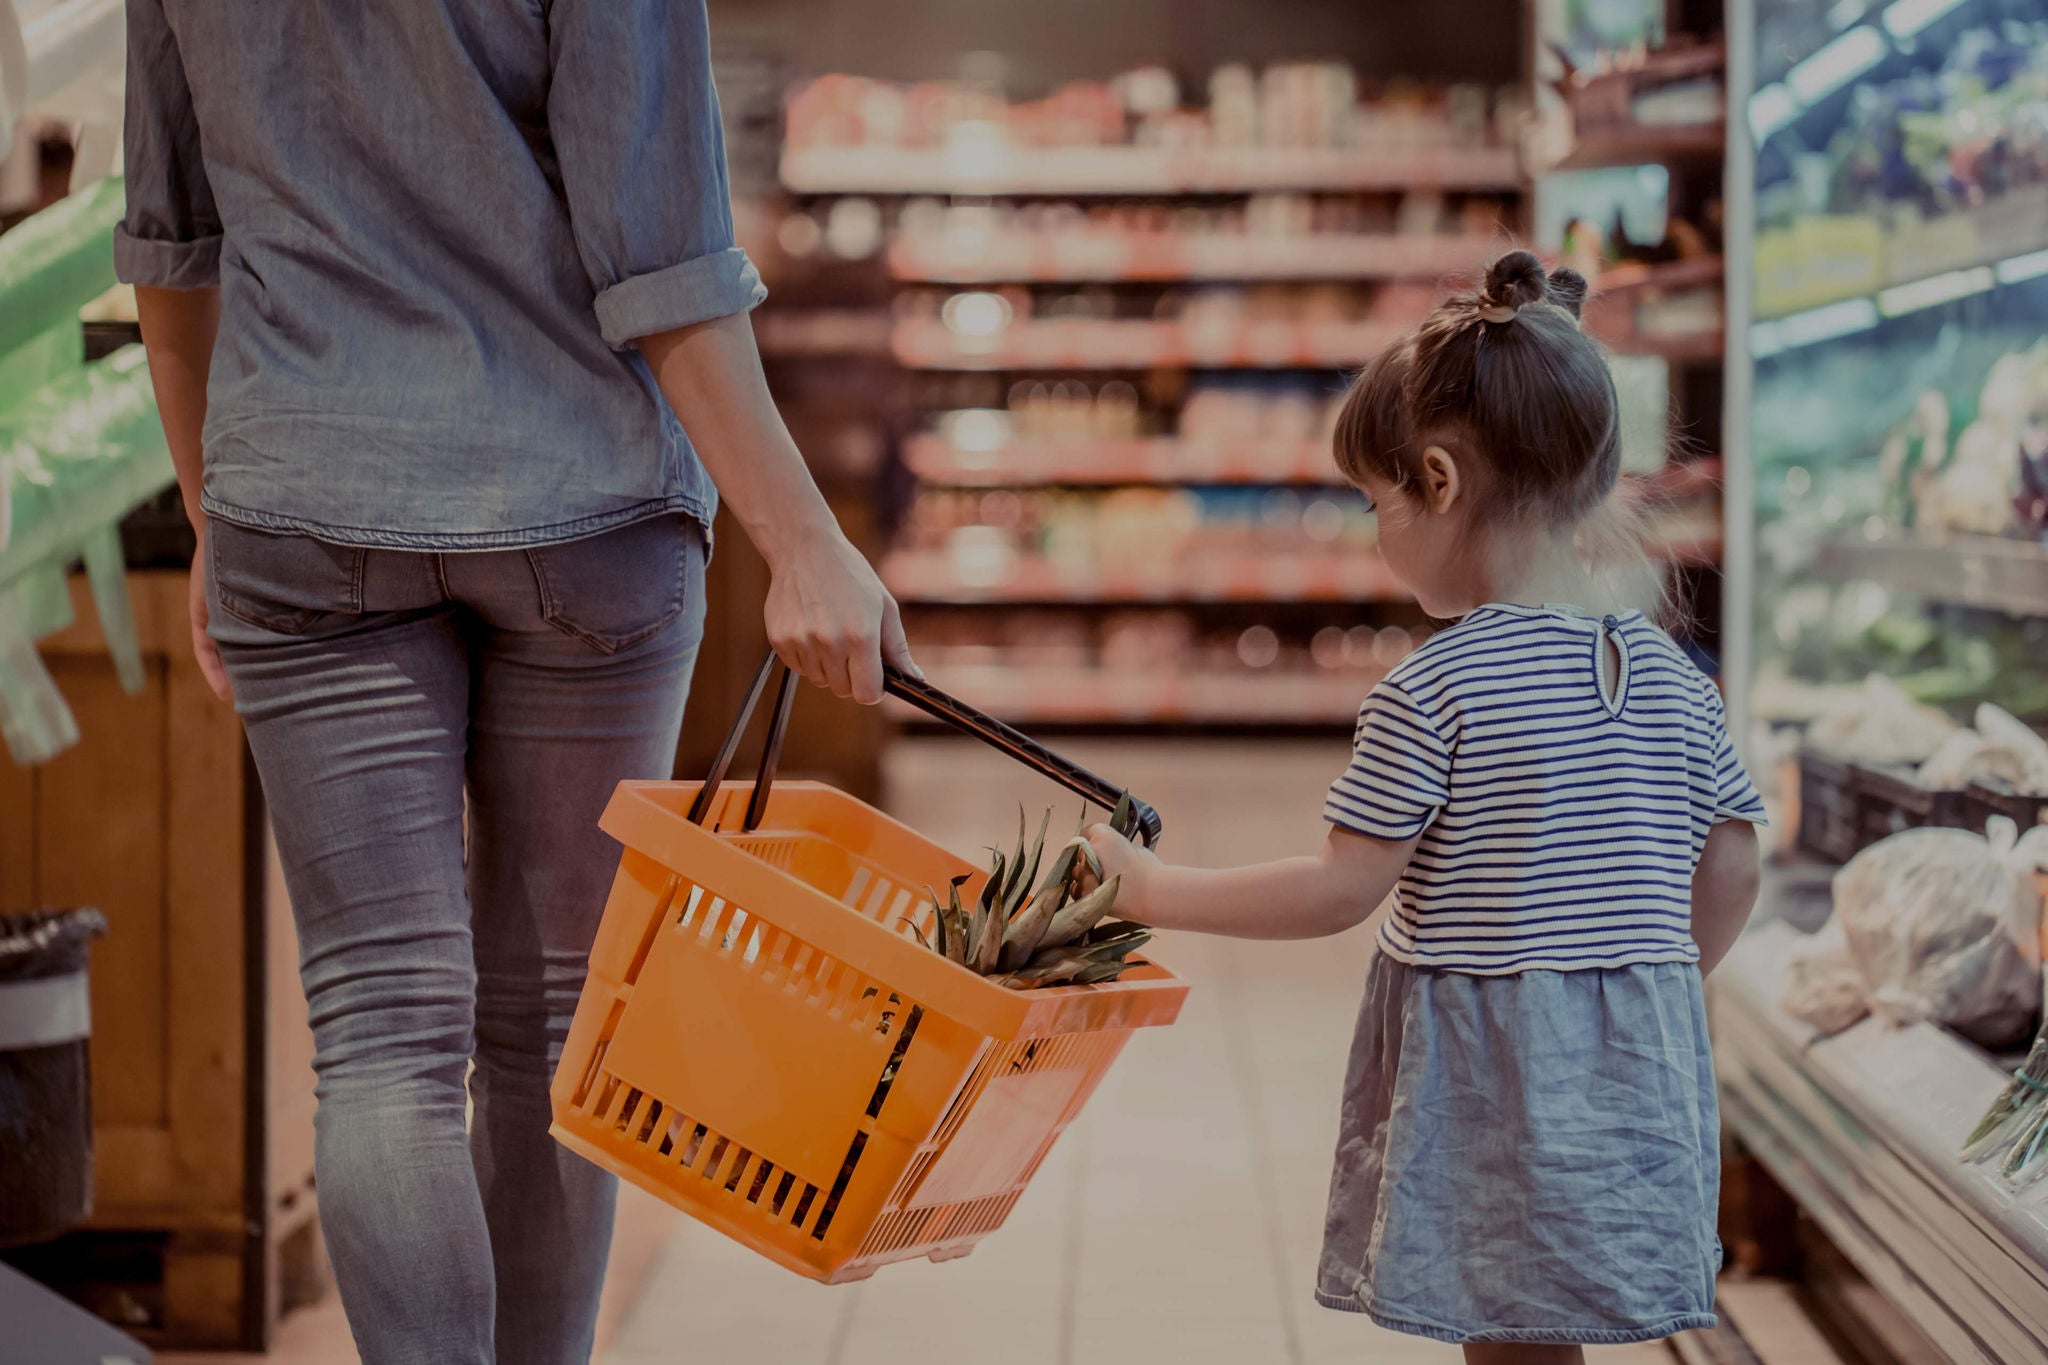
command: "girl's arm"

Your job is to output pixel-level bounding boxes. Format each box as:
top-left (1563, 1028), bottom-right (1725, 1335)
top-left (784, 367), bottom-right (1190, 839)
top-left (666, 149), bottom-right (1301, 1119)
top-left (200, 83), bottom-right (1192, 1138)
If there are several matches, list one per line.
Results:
top-left (1691, 819), bottom-right (1761, 975)
top-left (1083, 823), bottom-right (1417, 940)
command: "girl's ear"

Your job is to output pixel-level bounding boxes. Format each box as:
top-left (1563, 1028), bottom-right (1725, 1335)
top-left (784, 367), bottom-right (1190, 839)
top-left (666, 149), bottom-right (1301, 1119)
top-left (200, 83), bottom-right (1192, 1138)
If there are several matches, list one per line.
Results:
top-left (1418, 444), bottom-right (1464, 514)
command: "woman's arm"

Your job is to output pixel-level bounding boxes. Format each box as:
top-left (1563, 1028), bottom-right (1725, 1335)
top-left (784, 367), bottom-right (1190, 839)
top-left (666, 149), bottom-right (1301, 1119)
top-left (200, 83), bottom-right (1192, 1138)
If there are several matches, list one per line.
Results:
top-left (1082, 823), bottom-right (1415, 940)
top-left (134, 283), bottom-right (230, 701)
top-left (1691, 819), bottom-right (1761, 975)
top-left (638, 313), bottom-right (916, 704)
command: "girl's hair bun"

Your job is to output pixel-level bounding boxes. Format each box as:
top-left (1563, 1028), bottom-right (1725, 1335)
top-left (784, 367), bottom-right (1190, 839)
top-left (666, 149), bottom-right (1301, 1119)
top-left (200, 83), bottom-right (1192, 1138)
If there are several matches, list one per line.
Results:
top-left (1481, 249), bottom-right (1550, 312)
top-left (1544, 266), bottom-right (1589, 320)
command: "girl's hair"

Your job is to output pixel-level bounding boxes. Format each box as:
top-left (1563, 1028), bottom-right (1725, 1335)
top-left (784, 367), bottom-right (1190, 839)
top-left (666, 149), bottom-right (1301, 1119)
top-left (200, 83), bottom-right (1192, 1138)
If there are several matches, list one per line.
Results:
top-left (1334, 249), bottom-right (1672, 621)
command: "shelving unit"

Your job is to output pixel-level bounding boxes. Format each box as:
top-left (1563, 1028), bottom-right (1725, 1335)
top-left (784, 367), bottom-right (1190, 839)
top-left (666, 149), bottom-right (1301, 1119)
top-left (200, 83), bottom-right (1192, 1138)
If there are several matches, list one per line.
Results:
top-left (1522, 3), bottom-right (1732, 664)
top-left (780, 145), bottom-right (1522, 196)
top-left (1812, 536), bottom-right (2048, 621)
top-left (777, 65), bottom-right (1529, 733)
top-left (1719, 0), bottom-right (2048, 1353)
top-left (887, 229), bottom-right (1505, 284)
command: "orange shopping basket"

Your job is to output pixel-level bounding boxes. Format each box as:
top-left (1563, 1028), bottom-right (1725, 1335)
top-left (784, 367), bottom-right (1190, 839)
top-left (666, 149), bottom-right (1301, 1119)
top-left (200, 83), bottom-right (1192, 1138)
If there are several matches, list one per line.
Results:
top-left (550, 654), bottom-right (1188, 1283)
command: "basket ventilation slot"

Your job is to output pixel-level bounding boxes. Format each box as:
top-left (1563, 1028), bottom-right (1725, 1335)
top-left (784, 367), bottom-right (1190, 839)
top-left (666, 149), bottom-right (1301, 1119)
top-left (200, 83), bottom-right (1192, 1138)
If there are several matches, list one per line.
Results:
top-left (574, 1067), bottom-right (830, 1234)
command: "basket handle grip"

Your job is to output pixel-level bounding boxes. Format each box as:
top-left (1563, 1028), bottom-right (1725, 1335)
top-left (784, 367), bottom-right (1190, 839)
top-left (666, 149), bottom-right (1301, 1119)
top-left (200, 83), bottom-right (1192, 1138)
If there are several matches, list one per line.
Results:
top-left (686, 651), bottom-right (1163, 846)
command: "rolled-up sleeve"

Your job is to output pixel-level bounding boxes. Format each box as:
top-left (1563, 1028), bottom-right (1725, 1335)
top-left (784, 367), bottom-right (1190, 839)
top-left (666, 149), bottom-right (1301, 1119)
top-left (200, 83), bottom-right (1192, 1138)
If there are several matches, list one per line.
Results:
top-left (547, 0), bottom-right (767, 348)
top-left (113, 0), bottom-right (222, 289)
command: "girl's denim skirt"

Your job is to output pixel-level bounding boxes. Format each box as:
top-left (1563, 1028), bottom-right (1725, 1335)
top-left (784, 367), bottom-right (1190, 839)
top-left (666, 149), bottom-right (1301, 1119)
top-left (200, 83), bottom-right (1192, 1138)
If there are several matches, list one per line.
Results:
top-left (1315, 952), bottom-right (1721, 1345)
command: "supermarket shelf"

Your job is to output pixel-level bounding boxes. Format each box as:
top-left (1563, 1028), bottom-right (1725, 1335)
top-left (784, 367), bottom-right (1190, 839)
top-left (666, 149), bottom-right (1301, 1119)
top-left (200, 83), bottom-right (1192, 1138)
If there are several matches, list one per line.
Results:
top-left (905, 436), bottom-right (1723, 496)
top-left (889, 662), bottom-right (1383, 727)
top-left (1753, 233), bottom-right (2048, 359)
top-left (755, 309), bottom-right (893, 359)
top-left (781, 144), bottom-right (1524, 196)
top-left (902, 434), bottom-right (1337, 487)
top-left (1595, 255), bottom-right (1725, 296)
top-left (883, 548), bottom-right (1408, 605)
top-left (892, 317), bottom-right (1407, 371)
top-left (1598, 328), bottom-right (1724, 363)
top-left (1813, 534), bottom-right (2048, 618)
top-left (1713, 913), bottom-right (2048, 1363)
top-left (887, 231), bottom-right (1502, 285)
top-left (1547, 123), bottom-right (1725, 172)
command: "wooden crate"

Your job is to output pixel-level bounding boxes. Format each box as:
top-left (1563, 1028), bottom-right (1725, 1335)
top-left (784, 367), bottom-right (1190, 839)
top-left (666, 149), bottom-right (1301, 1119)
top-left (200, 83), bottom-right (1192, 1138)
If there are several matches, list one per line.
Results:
top-left (0, 570), bottom-right (323, 1350)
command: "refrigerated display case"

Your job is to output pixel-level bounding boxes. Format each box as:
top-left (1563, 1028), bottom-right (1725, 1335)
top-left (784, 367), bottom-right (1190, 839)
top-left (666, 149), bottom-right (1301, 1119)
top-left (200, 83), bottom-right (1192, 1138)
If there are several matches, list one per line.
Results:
top-left (1717, 0), bottom-right (2048, 1357)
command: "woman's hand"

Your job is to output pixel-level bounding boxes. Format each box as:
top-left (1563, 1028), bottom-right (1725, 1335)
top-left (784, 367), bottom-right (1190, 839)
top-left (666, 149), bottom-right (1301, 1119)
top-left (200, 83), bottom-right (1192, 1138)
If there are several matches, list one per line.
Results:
top-left (761, 530), bottom-right (916, 704)
top-left (1083, 823), bottom-right (1163, 924)
top-left (187, 522), bottom-right (233, 702)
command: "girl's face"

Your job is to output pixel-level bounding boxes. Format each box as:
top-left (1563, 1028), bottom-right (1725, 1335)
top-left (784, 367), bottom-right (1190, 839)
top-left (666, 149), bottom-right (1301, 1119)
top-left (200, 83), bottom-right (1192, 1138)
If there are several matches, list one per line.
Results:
top-left (1356, 449), bottom-right (1485, 619)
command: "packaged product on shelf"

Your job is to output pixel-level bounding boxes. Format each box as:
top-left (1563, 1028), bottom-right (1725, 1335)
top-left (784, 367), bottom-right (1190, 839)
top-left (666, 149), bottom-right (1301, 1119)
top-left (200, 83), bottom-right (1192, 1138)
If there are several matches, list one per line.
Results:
top-left (1779, 920), bottom-right (1871, 1036)
top-left (1917, 702), bottom-right (2048, 793)
top-left (1805, 675), bottom-right (1959, 766)
top-left (1805, 822), bottom-right (2048, 1048)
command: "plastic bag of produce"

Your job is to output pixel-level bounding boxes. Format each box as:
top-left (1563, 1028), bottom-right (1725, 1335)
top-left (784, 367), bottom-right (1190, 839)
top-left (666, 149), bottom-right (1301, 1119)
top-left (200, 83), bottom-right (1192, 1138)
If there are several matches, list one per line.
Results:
top-left (1917, 702), bottom-right (2048, 793)
top-left (1828, 821), bottom-right (2046, 1048)
top-left (1779, 920), bottom-right (1870, 1036)
top-left (1806, 675), bottom-right (1958, 766)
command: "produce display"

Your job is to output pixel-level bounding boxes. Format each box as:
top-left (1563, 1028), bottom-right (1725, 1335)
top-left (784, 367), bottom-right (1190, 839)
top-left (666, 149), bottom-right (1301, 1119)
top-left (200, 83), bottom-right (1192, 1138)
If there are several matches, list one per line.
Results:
top-left (908, 799), bottom-right (1149, 990)
top-left (1754, 12), bottom-right (2048, 315)
top-left (785, 66), bottom-right (1514, 157)
top-left (1749, 274), bottom-right (2048, 724)
top-left (900, 485), bottom-right (1377, 568)
top-left (1778, 822), bottom-right (2046, 1048)
top-left (1964, 1028), bottom-right (2048, 1188)
top-left (1763, 22), bottom-right (2048, 229)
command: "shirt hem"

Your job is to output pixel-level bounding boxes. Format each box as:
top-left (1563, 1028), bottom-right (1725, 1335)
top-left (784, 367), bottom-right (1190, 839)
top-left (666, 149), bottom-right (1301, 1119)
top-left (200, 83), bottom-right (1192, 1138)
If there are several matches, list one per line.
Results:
top-left (198, 493), bottom-right (713, 551)
top-left (1313, 1289), bottom-right (1715, 1345)
top-left (1372, 930), bottom-right (1702, 977)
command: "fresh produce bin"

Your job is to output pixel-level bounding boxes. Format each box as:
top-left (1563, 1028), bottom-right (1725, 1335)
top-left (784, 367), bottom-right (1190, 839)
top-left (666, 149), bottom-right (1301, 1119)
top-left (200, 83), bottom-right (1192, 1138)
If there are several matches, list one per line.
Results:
top-left (1852, 763), bottom-right (1971, 852)
top-left (1794, 750), bottom-right (1860, 864)
top-left (551, 658), bottom-right (1186, 1283)
top-left (0, 908), bottom-right (107, 1246)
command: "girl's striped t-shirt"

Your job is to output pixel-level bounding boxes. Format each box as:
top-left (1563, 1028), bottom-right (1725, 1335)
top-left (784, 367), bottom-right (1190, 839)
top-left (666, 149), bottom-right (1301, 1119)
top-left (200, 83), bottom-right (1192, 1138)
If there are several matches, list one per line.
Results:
top-left (1324, 603), bottom-right (1765, 975)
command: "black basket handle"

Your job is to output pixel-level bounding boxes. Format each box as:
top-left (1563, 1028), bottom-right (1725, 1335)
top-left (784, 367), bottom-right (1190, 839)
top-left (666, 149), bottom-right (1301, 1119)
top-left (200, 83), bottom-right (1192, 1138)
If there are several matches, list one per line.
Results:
top-left (686, 652), bottom-right (1163, 846)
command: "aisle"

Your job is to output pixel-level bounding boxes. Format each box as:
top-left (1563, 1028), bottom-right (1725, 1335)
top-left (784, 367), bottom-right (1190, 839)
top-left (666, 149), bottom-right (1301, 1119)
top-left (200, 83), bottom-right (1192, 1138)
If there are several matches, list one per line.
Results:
top-left (600, 738), bottom-right (1668, 1365)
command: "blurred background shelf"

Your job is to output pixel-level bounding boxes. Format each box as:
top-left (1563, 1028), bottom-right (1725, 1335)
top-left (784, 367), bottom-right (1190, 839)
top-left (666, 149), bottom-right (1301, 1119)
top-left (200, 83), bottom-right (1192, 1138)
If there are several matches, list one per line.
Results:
top-left (889, 662), bottom-right (1389, 727)
top-left (882, 548), bottom-right (1410, 604)
top-left (890, 317), bottom-right (1410, 370)
top-left (780, 144), bottom-right (1523, 196)
top-left (1548, 123), bottom-right (1724, 172)
top-left (887, 230), bottom-right (1508, 283)
top-left (1811, 536), bottom-right (2048, 621)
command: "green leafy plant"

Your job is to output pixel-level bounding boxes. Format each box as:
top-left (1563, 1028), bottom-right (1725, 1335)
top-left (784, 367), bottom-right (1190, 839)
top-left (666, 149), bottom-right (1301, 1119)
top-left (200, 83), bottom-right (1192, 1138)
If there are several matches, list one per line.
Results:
top-left (907, 795), bottom-right (1150, 990)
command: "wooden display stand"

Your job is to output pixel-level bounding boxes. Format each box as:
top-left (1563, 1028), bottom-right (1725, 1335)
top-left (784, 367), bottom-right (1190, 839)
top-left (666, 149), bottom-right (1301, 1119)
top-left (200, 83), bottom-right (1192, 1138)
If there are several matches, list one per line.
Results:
top-left (0, 570), bottom-right (324, 1350)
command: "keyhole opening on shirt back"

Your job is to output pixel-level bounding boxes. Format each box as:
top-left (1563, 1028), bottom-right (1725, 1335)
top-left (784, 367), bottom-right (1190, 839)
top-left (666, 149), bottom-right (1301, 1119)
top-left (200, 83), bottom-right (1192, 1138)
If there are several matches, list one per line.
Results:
top-left (1596, 616), bottom-right (1625, 714)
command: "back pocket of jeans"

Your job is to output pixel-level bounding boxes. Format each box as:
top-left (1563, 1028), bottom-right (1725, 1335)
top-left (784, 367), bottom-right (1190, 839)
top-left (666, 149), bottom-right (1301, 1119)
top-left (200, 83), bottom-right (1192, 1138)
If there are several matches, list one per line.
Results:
top-left (525, 516), bottom-right (694, 654)
top-left (210, 521), bottom-right (365, 634)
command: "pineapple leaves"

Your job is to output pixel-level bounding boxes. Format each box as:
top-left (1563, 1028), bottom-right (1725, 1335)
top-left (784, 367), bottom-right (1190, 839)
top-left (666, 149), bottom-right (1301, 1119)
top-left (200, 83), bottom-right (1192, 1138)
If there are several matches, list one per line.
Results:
top-left (908, 805), bottom-right (1146, 990)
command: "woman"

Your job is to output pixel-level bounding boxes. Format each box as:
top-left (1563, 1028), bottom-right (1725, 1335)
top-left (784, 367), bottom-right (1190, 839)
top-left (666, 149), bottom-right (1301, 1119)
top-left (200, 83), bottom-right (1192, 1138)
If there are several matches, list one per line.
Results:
top-left (117, 3), bottom-right (911, 1362)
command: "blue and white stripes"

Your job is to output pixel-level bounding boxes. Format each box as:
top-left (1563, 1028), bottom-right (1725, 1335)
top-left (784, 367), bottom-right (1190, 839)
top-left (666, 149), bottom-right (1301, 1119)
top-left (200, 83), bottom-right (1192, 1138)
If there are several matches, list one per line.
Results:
top-left (1324, 603), bottom-right (1766, 975)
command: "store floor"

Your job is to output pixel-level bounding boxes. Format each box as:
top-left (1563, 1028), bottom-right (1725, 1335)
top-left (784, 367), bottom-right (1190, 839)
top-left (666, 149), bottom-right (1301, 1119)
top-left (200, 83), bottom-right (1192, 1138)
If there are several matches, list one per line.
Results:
top-left (166, 737), bottom-right (1687, 1364)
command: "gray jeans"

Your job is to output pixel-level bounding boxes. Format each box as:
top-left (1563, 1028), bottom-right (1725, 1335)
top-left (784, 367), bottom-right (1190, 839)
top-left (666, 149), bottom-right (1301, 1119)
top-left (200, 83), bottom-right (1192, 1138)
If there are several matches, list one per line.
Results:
top-left (207, 514), bottom-right (706, 1365)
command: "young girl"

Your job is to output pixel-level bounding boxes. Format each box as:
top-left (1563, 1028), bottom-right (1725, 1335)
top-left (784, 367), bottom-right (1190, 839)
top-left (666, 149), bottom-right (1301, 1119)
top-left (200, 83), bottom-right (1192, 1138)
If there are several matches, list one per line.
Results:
top-left (1085, 251), bottom-right (1764, 1364)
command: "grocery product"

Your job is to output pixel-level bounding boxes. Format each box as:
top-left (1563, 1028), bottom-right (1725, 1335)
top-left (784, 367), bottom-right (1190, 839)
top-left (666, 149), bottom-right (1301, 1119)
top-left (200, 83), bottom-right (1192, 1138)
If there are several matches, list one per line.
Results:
top-left (1821, 823), bottom-right (2045, 1048)
top-left (1806, 674), bottom-right (1959, 765)
top-left (1917, 702), bottom-right (2048, 792)
top-left (911, 798), bottom-right (1149, 990)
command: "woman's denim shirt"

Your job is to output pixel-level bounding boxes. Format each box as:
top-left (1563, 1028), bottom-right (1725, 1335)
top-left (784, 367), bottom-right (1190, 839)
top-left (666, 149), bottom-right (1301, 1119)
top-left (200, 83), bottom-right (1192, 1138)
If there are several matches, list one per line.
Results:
top-left (114, 0), bottom-right (767, 549)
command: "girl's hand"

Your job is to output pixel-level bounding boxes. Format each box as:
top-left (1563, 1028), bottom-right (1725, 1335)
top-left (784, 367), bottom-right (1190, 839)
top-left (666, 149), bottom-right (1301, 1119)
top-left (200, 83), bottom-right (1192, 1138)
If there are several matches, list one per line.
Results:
top-left (1083, 824), bottom-right (1162, 924)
